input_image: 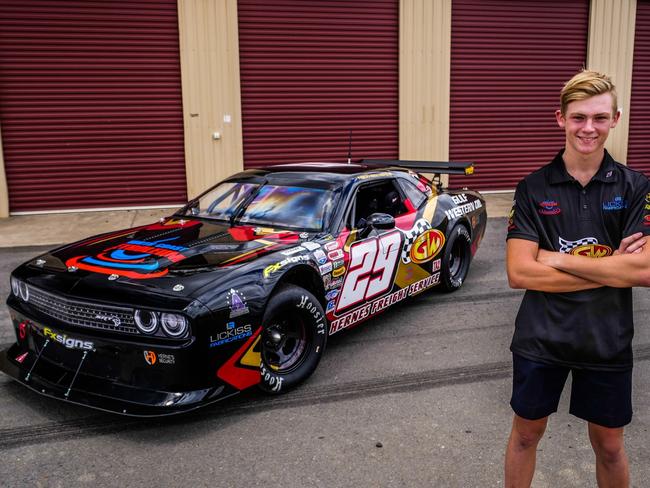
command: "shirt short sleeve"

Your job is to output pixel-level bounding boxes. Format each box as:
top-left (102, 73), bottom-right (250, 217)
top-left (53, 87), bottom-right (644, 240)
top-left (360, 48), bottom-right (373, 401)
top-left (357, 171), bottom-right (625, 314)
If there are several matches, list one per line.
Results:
top-left (622, 174), bottom-right (650, 237)
top-left (506, 179), bottom-right (539, 243)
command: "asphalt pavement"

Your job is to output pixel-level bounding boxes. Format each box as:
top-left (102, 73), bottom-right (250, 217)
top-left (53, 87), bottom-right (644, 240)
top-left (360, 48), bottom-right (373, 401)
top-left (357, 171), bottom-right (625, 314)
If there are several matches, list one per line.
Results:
top-left (1, 199), bottom-right (649, 487)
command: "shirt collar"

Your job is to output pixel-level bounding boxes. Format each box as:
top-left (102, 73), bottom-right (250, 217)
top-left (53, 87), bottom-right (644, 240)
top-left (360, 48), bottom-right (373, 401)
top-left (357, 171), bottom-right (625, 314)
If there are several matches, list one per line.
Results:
top-left (548, 149), bottom-right (618, 185)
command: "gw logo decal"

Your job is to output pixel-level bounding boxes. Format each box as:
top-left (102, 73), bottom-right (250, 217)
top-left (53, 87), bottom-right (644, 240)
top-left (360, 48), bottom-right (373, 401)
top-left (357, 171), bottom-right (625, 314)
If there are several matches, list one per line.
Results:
top-left (410, 229), bottom-right (445, 264)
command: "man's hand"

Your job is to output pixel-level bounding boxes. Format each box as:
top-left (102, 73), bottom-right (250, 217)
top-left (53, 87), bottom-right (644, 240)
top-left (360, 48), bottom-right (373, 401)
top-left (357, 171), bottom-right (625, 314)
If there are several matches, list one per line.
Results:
top-left (614, 232), bottom-right (646, 255)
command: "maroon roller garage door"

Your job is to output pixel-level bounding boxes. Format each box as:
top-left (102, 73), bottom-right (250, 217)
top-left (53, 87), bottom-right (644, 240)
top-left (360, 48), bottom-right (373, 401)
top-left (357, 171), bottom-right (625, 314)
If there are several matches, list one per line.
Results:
top-left (449, 0), bottom-right (589, 190)
top-left (627, 0), bottom-right (650, 176)
top-left (0, 0), bottom-right (187, 212)
top-left (238, 0), bottom-right (398, 167)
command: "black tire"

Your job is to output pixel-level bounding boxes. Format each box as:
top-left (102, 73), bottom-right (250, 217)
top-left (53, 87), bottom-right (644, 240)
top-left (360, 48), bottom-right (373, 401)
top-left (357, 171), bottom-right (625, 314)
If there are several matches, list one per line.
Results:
top-left (258, 284), bottom-right (327, 394)
top-left (440, 224), bottom-right (472, 292)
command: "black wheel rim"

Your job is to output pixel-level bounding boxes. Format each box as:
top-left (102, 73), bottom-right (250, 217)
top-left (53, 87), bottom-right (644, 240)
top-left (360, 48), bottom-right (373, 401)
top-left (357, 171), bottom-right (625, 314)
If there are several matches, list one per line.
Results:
top-left (261, 315), bottom-right (308, 374)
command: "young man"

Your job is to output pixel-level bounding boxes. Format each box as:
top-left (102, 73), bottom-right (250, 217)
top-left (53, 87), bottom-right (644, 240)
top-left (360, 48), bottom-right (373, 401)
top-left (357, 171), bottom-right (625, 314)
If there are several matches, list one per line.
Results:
top-left (504, 70), bottom-right (650, 487)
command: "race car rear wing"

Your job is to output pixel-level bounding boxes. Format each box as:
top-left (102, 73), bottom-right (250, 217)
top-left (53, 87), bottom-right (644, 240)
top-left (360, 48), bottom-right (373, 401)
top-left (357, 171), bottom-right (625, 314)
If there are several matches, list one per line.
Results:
top-left (361, 159), bottom-right (474, 176)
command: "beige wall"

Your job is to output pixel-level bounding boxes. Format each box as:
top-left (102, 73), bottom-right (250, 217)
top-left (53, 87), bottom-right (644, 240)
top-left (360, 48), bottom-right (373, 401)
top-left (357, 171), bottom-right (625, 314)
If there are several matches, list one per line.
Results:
top-left (0, 123), bottom-right (8, 218)
top-left (177, 0), bottom-right (244, 200)
top-left (586, 0), bottom-right (637, 164)
top-left (399, 0), bottom-right (452, 184)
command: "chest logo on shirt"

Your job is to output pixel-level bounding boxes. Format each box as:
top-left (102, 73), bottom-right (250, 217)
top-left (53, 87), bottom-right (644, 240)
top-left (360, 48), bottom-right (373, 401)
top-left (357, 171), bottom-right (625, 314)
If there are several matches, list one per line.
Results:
top-left (559, 237), bottom-right (612, 258)
top-left (602, 196), bottom-right (627, 211)
top-left (538, 200), bottom-right (561, 215)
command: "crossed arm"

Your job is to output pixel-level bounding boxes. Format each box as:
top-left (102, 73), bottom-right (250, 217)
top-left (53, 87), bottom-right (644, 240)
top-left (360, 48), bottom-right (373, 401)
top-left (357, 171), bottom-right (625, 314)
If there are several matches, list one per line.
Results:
top-left (507, 233), bottom-right (650, 292)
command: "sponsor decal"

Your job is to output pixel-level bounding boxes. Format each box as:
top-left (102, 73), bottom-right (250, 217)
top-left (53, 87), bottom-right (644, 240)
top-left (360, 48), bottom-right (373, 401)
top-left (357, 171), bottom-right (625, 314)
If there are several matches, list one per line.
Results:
top-left (144, 350), bottom-right (157, 365)
top-left (281, 246), bottom-right (305, 256)
top-left (332, 266), bottom-right (346, 278)
top-left (431, 258), bottom-right (441, 272)
top-left (644, 215), bottom-right (650, 226)
top-left (326, 300), bottom-right (336, 313)
top-left (301, 242), bottom-right (321, 251)
top-left (227, 289), bottom-right (250, 318)
top-left (538, 200), bottom-right (561, 216)
top-left (210, 322), bottom-right (253, 348)
top-left (409, 229), bottom-right (445, 264)
top-left (645, 204), bottom-right (650, 211)
top-left (327, 249), bottom-right (344, 261)
top-left (330, 272), bottom-right (441, 334)
top-left (401, 218), bottom-right (433, 264)
top-left (324, 241), bottom-right (340, 251)
top-left (325, 289), bottom-right (339, 301)
top-left (319, 262), bottom-right (333, 275)
top-left (43, 327), bottom-right (94, 350)
top-left (325, 277), bottom-right (344, 290)
top-left (559, 236), bottom-right (612, 257)
top-left (646, 193), bottom-right (650, 204)
top-left (313, 249), bottom-right (328, 265)
top-left (451, 194), bottom-right (468, 205)
top-left (15, 352), bottom-right (28, 364)
top-left (602, 196), bottom-right (627, 211)
top-left (144, 350), bottom-right (175, 365)
top-left (445, 199), bottom-right (483, 220)
top-left (66, 236), bottom-right (189, 280)
top-left (263, 255), bottom-right (310, 278)
top-left (299, 232), bottom-right (309, 239)
top-left (333, 259), bottom-right (345, 269)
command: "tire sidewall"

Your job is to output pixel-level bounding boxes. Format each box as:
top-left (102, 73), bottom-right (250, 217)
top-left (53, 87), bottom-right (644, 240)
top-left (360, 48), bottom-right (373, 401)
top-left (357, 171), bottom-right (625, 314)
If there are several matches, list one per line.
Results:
top-left (441, 224), bottom-right (471, 291)
top-left (259, 284), bottom-right (327, 393)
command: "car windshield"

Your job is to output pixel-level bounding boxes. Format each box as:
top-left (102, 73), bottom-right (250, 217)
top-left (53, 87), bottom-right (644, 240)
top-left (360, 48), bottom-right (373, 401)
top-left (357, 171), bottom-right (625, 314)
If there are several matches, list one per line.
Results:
top-left (181, 181), bottom-right (338, 231)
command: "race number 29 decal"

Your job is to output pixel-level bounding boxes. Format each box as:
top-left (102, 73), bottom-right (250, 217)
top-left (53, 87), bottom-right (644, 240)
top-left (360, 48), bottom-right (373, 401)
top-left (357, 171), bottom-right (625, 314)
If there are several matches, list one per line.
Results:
top-left (336, 231), bottom-right (402, 312)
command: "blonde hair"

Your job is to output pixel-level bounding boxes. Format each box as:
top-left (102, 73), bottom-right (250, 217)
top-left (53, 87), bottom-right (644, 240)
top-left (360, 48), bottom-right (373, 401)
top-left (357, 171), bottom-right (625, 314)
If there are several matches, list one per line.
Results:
top-left (560, 69), bottom-right (618, 116)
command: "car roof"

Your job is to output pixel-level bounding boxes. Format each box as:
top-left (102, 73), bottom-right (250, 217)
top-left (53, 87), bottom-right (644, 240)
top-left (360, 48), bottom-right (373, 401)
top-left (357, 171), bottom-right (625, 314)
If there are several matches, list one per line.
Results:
top-left (232, 162), bottom-right (404, 186)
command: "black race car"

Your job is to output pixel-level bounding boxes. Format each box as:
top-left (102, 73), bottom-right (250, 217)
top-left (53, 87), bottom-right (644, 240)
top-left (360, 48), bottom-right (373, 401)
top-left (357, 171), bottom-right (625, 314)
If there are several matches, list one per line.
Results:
top-left (0, 160), bottom-right (486, 416)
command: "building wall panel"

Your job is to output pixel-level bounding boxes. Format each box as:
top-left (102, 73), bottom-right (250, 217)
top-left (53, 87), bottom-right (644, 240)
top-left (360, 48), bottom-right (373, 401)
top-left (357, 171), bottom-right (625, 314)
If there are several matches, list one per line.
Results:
top-left (628, 0), bottom-right (650, 175)
top-left (449, 0), bottom-right (589, 190)
top-left (0, 0), bottom-right (187, 212)
top-left (238, 0), bottom-right (399, 167)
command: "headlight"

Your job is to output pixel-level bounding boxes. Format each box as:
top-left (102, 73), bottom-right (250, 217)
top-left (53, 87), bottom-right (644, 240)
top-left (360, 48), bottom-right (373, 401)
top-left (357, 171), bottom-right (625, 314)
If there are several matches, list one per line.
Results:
top-left (18, 281), bottom-right (29, 302)
top-left (160, 313), bottom-right (188, 337)
top-left (10, 277), bottom-right (20, 297)
top-left (134, 309), bottom-right (158, 334)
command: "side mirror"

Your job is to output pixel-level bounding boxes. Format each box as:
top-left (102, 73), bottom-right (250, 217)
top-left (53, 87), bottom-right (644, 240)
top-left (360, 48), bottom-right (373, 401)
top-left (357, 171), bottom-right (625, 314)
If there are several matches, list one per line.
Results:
top-left (366, 212), bottom-right (395, 230)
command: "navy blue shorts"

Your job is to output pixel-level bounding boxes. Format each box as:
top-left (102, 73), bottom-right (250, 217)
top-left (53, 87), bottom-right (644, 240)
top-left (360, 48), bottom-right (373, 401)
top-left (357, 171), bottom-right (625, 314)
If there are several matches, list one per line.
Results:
top-left (510, 354), bottom-right (632, 428)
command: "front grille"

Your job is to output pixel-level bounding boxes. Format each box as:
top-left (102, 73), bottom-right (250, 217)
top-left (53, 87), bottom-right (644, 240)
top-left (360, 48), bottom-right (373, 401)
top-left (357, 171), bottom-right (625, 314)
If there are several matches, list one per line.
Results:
top-left (27, 286), bottom-right (138, 334)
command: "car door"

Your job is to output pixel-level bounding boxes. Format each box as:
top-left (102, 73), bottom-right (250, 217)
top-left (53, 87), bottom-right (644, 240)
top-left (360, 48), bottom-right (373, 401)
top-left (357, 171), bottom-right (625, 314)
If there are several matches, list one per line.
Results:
top-left (329, 178), bottom-right (415, 333)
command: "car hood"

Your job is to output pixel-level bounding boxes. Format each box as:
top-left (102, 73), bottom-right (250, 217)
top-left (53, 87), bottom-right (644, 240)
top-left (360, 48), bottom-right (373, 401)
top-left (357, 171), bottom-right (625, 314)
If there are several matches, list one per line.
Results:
top-left (24, 217), bottom-right (311, 299)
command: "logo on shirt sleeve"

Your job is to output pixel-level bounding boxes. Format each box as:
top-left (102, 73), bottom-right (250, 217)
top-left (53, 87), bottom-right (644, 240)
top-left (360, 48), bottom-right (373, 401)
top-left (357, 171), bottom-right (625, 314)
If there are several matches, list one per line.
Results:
top-left (507, 201), bottom-right (516, 231)
top-left (559, 237), bottom-right (612, 258)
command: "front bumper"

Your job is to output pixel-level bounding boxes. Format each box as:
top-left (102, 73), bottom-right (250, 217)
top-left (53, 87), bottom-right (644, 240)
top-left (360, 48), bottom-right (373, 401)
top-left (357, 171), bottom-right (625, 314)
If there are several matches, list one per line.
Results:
top-left (0, 343), bottom-right (239, 416)
top-left (0, 308), bottom-right (241, 417)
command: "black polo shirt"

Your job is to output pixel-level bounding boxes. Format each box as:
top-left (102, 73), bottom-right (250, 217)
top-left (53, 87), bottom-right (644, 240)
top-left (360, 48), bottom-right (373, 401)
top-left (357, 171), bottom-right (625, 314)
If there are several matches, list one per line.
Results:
top-left (507, 149), bottom-right (650, 371)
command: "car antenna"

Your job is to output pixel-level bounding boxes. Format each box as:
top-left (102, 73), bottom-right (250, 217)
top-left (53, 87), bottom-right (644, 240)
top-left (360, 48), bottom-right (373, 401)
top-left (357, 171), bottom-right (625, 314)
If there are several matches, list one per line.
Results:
top-left (347, 129), bottom-right (352, 164)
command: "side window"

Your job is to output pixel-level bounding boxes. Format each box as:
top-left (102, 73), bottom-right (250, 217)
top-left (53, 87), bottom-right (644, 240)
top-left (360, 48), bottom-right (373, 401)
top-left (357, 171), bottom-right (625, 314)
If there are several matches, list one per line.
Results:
top-left (396, 177), bottom-right (427, 209)
top-left (349, 180), bottom-right (408, 228)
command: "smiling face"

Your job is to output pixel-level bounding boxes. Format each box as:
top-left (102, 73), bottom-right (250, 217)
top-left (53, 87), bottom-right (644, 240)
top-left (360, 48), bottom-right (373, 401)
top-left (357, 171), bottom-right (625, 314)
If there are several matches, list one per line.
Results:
top-left (556, 92), bottom-right (620, 159)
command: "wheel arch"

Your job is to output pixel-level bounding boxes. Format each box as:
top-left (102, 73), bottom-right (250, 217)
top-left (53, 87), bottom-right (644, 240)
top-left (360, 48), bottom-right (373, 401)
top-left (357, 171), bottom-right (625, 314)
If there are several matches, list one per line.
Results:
top-left (273, 264), bottom-right (327, 309)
